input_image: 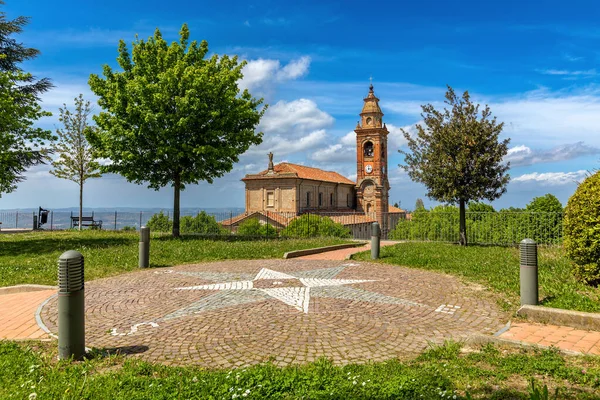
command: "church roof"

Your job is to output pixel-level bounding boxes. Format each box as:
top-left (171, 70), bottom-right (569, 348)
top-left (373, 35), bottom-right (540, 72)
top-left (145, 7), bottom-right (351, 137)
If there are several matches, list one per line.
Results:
top-left (361, 84), bottom-right (383, 115)
top-left (388, 205), bottom-right (405, 213)
top-left (243, 162), bottom-right (355, 185)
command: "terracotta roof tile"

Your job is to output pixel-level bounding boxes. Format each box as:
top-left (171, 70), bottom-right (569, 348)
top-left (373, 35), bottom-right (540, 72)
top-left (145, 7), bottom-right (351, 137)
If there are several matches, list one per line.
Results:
top-left (388, 205), bottom-right (405, 213)
top-left (220, 211), bottom-right (294, 227)
top-left (243, 163), bottom-right (355, 185)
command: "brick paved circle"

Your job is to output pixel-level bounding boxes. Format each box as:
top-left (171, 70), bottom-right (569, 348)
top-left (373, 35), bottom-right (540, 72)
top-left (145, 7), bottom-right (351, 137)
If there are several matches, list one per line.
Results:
top-left (39, 260), bottom-right (506, 367)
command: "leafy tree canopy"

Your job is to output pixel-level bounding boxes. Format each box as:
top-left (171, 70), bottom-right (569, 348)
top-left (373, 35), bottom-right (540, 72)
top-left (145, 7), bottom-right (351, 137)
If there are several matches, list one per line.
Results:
top-left (525, 193), bottom-right (563, 213)
top-left (468, 202), bottom-right (495, 213)
top-left (0, 2), bottom-right (53, 196)
top-left (88, 24), bottom-right (265, 236)
top-left (400, 86), bottom-right (510, 245)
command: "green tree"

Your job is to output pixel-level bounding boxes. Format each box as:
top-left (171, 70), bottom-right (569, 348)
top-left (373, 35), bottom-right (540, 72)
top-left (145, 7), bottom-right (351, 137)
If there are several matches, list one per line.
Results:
top-left (414, 198), bottom-right (425, 211)
top-left (50, 94), bottom-right (102, 230)
top-left (0, 3), bottom-right (53, 196)
top-left (401, 86), bottom-right (510, 246)
top-left (88, 25), bottom-right (265, 237)
top-left (524, 193), bottom-right (564, 244)
top-left (525, 193), bottom-right (563, 213)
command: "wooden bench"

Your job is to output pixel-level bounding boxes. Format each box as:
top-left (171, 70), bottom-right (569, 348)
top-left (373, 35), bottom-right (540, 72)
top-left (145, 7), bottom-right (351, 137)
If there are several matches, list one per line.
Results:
top-left (70, 215), bottom-right (102, 229)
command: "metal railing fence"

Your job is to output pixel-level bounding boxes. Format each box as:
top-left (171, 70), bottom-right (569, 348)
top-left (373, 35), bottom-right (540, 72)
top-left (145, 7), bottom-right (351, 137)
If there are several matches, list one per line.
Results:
top-left (389, 211), bottom-right (564, 245)
top-left (0, 210), bottom-right (565, 245)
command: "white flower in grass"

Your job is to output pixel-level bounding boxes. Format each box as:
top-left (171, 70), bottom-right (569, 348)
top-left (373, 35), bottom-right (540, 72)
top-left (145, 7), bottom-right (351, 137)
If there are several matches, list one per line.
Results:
top-left (29, 394), bottom-right (37, 400)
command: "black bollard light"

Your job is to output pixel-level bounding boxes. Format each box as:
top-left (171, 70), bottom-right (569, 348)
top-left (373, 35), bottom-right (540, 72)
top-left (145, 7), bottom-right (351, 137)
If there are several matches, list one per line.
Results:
top-left (58, 250), bottom-right (85, 360)
top-left (139, 226), bottom-right (150, 268)
top-left (371, 222), bottom-right (381, 260)
top-left (520, 238), bottom-right (539, 306)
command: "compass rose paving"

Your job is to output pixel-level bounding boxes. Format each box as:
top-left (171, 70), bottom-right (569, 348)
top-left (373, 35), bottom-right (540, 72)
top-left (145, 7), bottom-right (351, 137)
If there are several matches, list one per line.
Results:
top-left (39, 259), bottom-right (505, 367)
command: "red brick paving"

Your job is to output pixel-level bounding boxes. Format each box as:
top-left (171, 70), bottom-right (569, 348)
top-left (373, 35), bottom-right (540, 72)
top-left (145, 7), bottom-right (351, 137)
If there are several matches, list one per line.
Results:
top-left (0, 290), bottom-right (54, 340)
top-left (297, 240), bottom-right (397, 260)
top-left (500, 321), bottom-right (600, 355)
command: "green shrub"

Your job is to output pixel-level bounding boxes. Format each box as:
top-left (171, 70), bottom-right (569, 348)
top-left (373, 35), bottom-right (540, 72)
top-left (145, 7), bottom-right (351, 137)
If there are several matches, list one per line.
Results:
top-left (564, 171), bottom-right (600, 285)
top-left (121, 225), bottom-right (136, 231)
top-left (281, 214), bottom-right (351, 238)
top-left (180, 211), bottom-right (224, 234)
top-left (146, 211), bottom-right (225, 234)
top-left (145, 211), bottom-right (172, 232)
top-left (237, 218), bottom-right (277, 237)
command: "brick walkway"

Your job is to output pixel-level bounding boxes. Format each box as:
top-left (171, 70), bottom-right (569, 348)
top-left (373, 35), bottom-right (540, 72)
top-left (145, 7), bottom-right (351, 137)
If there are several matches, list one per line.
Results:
top-left (297, 240), bottom-right (398, 260)
top-left (38, 259), bottom-right (504, 367)
top-left (499, 321), bottom-right (600, 354)
top-left (0, 290), bottom-right (54, 340)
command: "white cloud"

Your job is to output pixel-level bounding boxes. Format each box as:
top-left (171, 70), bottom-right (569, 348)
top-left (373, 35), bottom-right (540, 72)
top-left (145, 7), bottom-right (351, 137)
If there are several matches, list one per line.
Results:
top-left (259, 98), bottom-right (333, 134)
top-left (385, 123), bottom-right (411, 148)
top-left (245, 99), bottom-right (334, 162)
top-left (339, 131), bottom-right (355, 146)
top-left (239, 56), bottom-right (311, 93)
top-left (311, 143), bottom-right (355, 162)
top-left (268, 129), bottom-right (328, 156)
top-left (505, 142), bottom-right (600, 167)
top-left (480, 88), bottom-right (600, 146)
top-left (538, 69), bottom-right (597, 76)
top-left (512, 170), bottom-right (588, 185)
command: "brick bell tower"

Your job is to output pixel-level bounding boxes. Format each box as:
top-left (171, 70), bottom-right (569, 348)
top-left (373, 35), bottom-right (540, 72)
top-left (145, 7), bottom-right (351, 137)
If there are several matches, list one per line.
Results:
top-left (355, 83), bottom-right (390, 234)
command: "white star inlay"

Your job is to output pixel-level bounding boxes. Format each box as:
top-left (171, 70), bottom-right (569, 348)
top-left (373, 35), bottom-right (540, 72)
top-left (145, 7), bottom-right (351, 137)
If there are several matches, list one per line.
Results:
top-left (175, 268), bottom-right (376, 313)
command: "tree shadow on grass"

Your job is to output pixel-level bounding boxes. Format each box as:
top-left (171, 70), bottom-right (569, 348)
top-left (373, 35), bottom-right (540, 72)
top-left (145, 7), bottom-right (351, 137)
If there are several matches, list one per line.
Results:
top-left (0, 236), bottom-right (134, 257)
top-left (86, 345), bottom-right (149, 360)
top-left (153, 234), bottom-right (289, 243)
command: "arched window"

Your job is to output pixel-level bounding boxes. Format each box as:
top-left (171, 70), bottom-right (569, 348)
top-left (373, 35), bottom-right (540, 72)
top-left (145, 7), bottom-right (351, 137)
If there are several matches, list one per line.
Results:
top-left (366, 203), bottom-right (372, 213)
top-left (381, 143), bottom-right (386, 158)
top-left (364, 141), bottom-right (373, 157)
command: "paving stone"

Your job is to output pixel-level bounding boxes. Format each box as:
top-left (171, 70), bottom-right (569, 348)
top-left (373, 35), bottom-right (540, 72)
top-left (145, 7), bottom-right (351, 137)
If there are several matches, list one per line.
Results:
top-left (39, 259), bottom-right (506, 367)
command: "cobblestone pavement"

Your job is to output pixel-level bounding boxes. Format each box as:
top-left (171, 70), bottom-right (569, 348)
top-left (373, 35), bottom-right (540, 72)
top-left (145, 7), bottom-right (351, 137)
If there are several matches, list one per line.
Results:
top-left (500, 322), bottom-right (600, 355)
top-left (39, 259), bottom-right (506, 367)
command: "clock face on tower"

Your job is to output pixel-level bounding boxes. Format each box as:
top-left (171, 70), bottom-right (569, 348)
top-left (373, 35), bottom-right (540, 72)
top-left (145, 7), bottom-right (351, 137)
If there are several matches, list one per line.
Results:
top-left (365, 164), bottom-right (373, 174)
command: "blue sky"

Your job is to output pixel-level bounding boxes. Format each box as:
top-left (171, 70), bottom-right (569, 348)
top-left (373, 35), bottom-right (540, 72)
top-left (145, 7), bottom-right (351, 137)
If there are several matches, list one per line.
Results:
top-left (3, 0), bottom-right (600, 210)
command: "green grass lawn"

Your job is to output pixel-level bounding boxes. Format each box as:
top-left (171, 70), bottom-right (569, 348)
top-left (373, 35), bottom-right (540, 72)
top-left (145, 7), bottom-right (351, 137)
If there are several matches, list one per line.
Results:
top-left (352, 243), bottom-right (600, 313)
top-left (1, 340), bottom-right (599, 399)
top-left (0, 231), bottom-right (350, 287)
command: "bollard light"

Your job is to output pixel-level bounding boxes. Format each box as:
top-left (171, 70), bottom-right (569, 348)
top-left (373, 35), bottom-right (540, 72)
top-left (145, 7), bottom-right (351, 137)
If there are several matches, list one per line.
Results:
top-left (58, 250), bottom-right (85, 360)
top-left (371, 222), bottom-right (381, 260)
top-left (139, 226), bottom-right (150, 268)
top-left (520, 238), bottom-right (538, 306)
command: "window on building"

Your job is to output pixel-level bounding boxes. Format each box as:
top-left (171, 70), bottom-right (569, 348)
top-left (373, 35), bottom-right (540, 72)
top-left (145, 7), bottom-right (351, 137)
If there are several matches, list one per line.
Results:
top-left (346, 193), bottom-right (350, 207)
top-left (266, 191), bottom-right (274, 207)
top-left (330, 193), bottom-right (334, 206)
top-left (306, 192), bottom-right (310, 207)
top-left (364, 141), bottom-right (374, 157)
top-left (318, 192), bottom-right (323, 207)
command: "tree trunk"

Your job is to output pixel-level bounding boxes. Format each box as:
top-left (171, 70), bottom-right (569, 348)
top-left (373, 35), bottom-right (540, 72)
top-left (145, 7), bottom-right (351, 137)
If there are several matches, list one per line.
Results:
top-left (459, 198), bottom-right (467, 246)
top-left (173, 173), bottom-right (181, 238)
top-left (79, 181), bottom-right (83, 231)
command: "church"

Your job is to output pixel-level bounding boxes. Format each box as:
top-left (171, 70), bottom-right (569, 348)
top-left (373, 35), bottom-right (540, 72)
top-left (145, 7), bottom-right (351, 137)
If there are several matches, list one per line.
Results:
top-left (222, 84), bottom-right (405, 237)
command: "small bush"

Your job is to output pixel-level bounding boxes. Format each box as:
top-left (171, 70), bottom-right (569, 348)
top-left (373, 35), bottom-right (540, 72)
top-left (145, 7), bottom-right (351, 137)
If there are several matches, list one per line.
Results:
top-left (121, 226), bottom-right (136, 231)
top-left (237, 218), bottom-right (277, 237)
top-left (145, 211), bottom-right (172, 232)
top-left (564, 171), bottom-right (600, 285)
top-left (281, 214), bottom-right (351, 238)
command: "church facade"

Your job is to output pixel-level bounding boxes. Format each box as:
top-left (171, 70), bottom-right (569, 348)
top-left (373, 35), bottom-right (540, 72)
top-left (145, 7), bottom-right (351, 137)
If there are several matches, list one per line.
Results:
top-left (222, 85), bottom-right (404, 237)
